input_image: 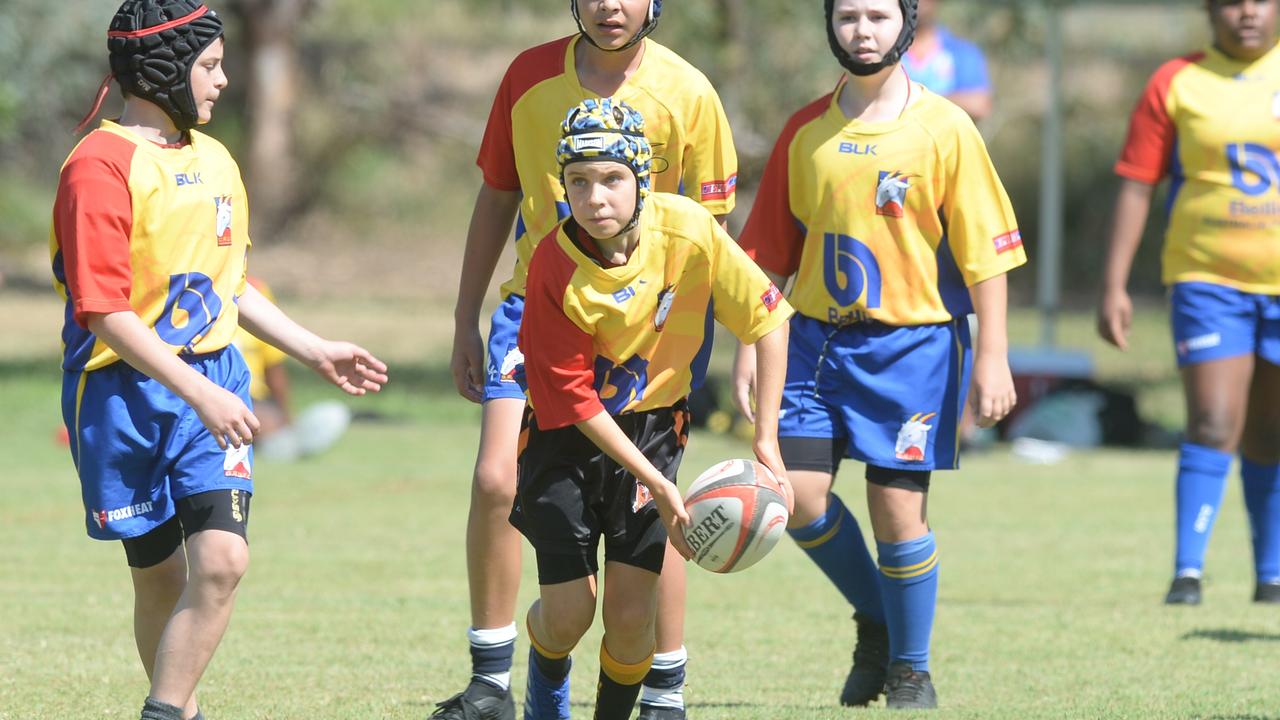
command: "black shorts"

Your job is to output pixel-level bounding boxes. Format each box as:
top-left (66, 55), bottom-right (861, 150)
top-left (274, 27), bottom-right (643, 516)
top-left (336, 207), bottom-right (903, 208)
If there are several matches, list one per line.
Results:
top-left (121, 488), bottom-right (251, 568)
top-left (779, 437), bottom-right (931, 492)
top-left (511, 400), bottom-right (690, 585)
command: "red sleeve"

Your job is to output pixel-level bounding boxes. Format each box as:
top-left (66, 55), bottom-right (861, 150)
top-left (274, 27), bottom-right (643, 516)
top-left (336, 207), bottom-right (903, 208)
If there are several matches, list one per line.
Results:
top-left (519, 232), bottom-right (604, 429)
top-left (53, 131), bottom-right (137, 328)
top-left (1114, 53), bottom-right (1200, 185)
top-left (476, 37), bottom-right (573, 192)
top-left (738, 96), bottom-right (829, 277)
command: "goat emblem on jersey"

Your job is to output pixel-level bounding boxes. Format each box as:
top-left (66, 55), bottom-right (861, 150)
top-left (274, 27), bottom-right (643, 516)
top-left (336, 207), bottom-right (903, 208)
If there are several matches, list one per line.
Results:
top-left (875, 171), bottom-right (911, 218)
top-left (499, 345), bottom-right (524, 382)
top-left (654, 284), bottom-right (676, 331)
top-left (894, 412), bottom-right (937, 462)
top-left (214, 195), bottom-right (233, 246)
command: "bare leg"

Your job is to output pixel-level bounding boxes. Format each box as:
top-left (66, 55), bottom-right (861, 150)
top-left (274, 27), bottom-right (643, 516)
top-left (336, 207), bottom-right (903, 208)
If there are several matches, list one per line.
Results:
top-left (130, 546), bottom-right (198, 719)
top-left (653, 544), bottom-right (685, 654)
top-left (1181, 354), bottom-right (1252, 452)
top-left (147, 529), bottom-right (249, 709)
top-left (467, 397), bottom-right (525, 629)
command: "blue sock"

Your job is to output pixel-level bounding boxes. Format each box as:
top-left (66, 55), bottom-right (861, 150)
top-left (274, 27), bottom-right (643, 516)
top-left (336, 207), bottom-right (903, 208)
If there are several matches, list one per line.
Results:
top-left (1241, 458), bottom-right (1280, 584)
top-left (788, 494), bottom-right (885, 624)
top-left (878, 532), bottom-right (938, 673)
top-left (1174, 442), bottom-right (1232, 577)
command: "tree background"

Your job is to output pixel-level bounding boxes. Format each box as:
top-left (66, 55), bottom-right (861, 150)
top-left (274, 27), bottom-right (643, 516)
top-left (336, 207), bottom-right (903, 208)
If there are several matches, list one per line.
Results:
top-left (0, 0), bottom-right (1206, 305)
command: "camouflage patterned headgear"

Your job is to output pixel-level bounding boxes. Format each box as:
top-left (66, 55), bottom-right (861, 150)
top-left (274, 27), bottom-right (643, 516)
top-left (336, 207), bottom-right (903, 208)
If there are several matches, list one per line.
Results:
top-left (571, 0), bottom-right (663, 52)
top-left (557, 98), bottom-right (653, 236)
top-left (825, 0), bottom-right (918, 77)
top-left (76, 0), bottom-right (224, 133)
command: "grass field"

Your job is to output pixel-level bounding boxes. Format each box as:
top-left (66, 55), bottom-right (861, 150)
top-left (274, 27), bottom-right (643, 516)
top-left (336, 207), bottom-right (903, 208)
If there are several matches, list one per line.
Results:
top-left (2, 297), bottom-right (1278, 719)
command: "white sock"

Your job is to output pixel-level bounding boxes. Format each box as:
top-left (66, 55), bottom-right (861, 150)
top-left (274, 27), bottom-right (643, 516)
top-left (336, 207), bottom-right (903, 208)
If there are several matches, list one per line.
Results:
top-left (641, 646), bottom-right (687, 708)
top-left (468, 623), bottom-right (517, 691)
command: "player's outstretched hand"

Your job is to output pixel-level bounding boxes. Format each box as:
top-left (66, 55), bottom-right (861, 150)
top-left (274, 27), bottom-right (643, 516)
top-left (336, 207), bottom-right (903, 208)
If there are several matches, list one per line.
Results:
top-left (451, 325), bottom-right (486, 404)
top-left (969, 352), bottom-right (1017, 429)
top-left (731, 342), bottom-right (757, 423)
top-left (307, 341), bottom-right (389, 395)
top-left (1097, 287), bottom-right (1132, 351)
top-left (650, 480), bottom-right (693, 560)
top-left (193, 383), bottom-right (260, 450)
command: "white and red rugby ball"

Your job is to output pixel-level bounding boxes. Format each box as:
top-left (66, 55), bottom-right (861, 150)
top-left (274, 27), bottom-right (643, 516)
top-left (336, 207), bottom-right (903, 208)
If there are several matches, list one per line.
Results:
top-left (682, 459), bottom-right (789, 573)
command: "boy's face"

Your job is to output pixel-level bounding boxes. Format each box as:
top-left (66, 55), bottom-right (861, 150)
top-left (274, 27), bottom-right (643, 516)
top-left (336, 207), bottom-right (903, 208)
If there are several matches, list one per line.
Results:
top-left (563, 160), bottom-right (638, 240)
top-left (1208, 0), bottom-right (1277, 60)
top-left (576, 0), bottom-right (651, 51)
top-left (190, 38), bottom-right (228, 125)
top-left (830, 0), bottom-right (905, 64)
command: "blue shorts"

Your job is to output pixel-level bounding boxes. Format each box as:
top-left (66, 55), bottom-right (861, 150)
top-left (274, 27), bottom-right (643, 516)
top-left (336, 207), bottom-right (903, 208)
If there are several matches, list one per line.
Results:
top-left (484, 294), bottom-right (528, 402)
top-left (779, 315), bottom-right (972, 472)
top-left (63, 346), bottom-right (255, 541)
top-left (1170, 282), bottom-right (1280, 368)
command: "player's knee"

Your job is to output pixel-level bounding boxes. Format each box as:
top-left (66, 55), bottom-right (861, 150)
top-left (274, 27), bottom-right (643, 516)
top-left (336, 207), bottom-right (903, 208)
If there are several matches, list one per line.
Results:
top-left (1241, 427), bottom-right (1280, 464)
top-left (131, 557), bottom-right (187, 607)
top-left (190, 540), bottom-right (249, 596)
top-left (472, 459), bottom-right (517, 509)
top-left (788, 488), bottom-right (831, 528)
top-left (540, 604), bottom-right (594, 648)
top-left (602, 603), bottom-right (656, 646)
top-left (1185, 408), bottom-right (1240, 451)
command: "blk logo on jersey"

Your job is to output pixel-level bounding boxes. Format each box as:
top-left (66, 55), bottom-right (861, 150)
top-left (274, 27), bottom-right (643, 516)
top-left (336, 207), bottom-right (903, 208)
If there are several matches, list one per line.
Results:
top-left (654, 284), bottom-right (676, 331)
top-left (175, 172), bottom-right (203, 186)
top-left (894, 412), bottom-right (936, 462)
top-left (875, 171), bottom-right (911, 217)
top-left (214, 195), bottom-right (233, 247)
top-left (224, 443), bottom-right (251, 479)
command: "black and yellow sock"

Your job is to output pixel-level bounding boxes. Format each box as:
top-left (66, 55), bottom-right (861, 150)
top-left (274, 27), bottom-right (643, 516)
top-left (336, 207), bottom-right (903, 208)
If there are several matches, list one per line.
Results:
top-left (593, 639), bottom-right (653, 720)
top-left (526, 616), bottom-right (573, 683)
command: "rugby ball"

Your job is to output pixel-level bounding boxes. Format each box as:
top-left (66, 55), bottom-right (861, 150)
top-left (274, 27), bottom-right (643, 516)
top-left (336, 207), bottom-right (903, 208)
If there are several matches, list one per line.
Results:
top-left (682, 459), bottom-right (789, 573)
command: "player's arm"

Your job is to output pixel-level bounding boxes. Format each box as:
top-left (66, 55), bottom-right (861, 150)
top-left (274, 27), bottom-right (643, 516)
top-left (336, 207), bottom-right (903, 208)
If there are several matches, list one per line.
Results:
top-left (747, 320), bottom-right (794, 512)
top-left (262, 361), bottom-right (293, 421)
top-left (1097, 179), bottom-right (1156, 351)
top-left (967, 274), bottom-right (1016, 429)
top-left (88, 311), bottom-right (259, 450)
top-left (731, 268), bottom-right (790, 424)
top-left (237, 283), bottom-right (388, 396)
top-left (947, 90), bottom-right (992, 122)
top-left (575, 411), bottom-right (694, 559)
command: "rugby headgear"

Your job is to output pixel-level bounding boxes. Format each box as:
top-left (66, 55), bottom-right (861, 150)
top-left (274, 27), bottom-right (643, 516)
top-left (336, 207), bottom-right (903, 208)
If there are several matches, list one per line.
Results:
top-left (571, 0), bottom-right (662, 52)
top-left (825, 0), bottom-right (918, 77)
top-left (75, 0), bottom-right (224, 133)
top-left (557, 98), bottom-right (653, 236)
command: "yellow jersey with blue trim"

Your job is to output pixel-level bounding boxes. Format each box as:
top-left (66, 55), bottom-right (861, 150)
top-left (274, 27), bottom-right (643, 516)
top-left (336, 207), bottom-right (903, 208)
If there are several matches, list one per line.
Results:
top-left (520, 193), bottom-right (791, 430)
top-left (1116, 45), bottom-right (1280, 293)
top-left (739, 81), bottom-right (1026, 327)
top-left (478, 35), bottom-right (738, 300)
top-left (51, 120), bottom-right (251, 373)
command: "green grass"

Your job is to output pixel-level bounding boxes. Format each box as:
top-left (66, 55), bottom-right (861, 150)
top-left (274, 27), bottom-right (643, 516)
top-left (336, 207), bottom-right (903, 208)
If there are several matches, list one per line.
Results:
top-left (2, 357), bottom-right (1279, 720)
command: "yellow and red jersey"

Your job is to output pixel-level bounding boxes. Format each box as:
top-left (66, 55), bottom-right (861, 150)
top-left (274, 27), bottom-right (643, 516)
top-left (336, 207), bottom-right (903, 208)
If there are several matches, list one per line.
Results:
top-left (478, 35), bottom-right (737, 299)
top-left (520, 193), bottom-right (791, 430)
top-left (51, 120), bottom-right (251, 373)
top-left (1116, 44), bottom-right (1280, 293)
top-left (739, 80), bottom-right (1025, 327)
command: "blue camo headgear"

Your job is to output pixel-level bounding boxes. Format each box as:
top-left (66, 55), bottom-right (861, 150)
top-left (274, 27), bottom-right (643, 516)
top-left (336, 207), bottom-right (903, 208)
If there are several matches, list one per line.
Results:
top-left (571, 0), bottom-right (662, 52)
top-left (557, 98), bottom-right (653, 236)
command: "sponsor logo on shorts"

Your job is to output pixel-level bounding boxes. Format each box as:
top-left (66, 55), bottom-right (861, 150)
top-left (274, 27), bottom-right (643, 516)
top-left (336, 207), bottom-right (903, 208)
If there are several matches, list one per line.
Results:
top-left (993, 230), bottom-right (1023, 254)
top-left (231, 489), bottom-right (244, 523)
top-left (91, 501), bottom-right (156, 528)
top-left (761, 283), bottom-right (783, 312)
top-left (499, 345), bottom-right (524, 382)
top-left (875, 171), bottom-right (911, 218)
top-left (632, 481), bottom-right (653, 513)
top-left (894, 412), bottom-right (936, 463)
top-left (224, 443), bottom-right (251, 479)
top-left (1176, 332), bottom-right (1222, 357)
top-left (700, 174), bottom-right (737, 201)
